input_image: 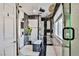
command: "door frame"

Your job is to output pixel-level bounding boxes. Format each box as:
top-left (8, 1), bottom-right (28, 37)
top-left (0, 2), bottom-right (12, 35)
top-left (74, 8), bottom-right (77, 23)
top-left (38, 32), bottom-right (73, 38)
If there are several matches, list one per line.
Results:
top-left (16, 3), bottom-right (19, 56)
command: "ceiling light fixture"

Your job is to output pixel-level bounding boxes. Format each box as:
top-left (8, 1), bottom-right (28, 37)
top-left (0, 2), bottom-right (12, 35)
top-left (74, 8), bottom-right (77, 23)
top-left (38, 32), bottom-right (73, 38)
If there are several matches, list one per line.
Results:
top-left (19, 5), bottom-right (22, 8)
top-left (39, 7), bottom-right (45, 12)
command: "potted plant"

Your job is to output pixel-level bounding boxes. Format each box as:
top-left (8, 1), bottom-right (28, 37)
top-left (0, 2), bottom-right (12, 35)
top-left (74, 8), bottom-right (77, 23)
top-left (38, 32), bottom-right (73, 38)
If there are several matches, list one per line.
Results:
top-left (24, 26), bottom-right (32, 35)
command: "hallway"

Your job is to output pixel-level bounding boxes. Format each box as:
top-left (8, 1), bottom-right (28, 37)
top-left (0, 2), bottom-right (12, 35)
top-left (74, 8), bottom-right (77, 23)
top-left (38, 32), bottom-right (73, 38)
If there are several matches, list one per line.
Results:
top-left (0, 3), bottom-right (79, 56)
top-left (19, 36), bottom-right (62, 56)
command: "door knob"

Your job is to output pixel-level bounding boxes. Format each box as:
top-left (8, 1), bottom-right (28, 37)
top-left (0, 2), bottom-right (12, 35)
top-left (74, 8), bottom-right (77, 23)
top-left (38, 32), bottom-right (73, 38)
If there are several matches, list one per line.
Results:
top-left (13, 41), bottom-right (16, 43)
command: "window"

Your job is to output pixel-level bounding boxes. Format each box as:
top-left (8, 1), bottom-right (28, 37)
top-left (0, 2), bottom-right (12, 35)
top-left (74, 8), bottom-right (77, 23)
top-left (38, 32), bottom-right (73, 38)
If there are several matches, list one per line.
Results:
top-left (54, 4), bottom-right (64, 39)
top-left (55, 17), bottom-right (63, 39)
top-left (58, 17), bottom-right (63, 39)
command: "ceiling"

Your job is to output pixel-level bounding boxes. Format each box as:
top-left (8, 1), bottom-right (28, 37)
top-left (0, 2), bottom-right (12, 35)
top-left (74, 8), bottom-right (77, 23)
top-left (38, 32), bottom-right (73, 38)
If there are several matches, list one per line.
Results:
top-left (19, 3), bottom-right (55, 17)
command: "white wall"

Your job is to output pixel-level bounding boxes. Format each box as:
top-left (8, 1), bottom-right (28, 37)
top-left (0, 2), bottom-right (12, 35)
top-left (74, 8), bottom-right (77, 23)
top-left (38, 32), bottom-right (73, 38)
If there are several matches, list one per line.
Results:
top-left (28, 19), bottom-right (38, 43)
top-left (18, 10), bottom-right (24, 48)
top-left (71, 4), bottom-right (79, 56)
top-left (63, 3), bottom-right (79, 56)
top-left (62, 4), bottom-right (70, 56)
top-left (39, 16), bottom-right (44, 40)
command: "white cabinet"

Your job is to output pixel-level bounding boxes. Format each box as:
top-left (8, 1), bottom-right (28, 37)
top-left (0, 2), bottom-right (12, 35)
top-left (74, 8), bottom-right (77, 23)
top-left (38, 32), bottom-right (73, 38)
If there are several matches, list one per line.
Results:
top-left (0, 3), bottom-right (16, 56)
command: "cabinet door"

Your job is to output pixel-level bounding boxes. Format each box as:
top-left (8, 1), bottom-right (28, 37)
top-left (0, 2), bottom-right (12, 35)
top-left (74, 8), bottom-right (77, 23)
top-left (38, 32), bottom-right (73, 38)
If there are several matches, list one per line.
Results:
top-left (4, 3), bottom-right (16, 56)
